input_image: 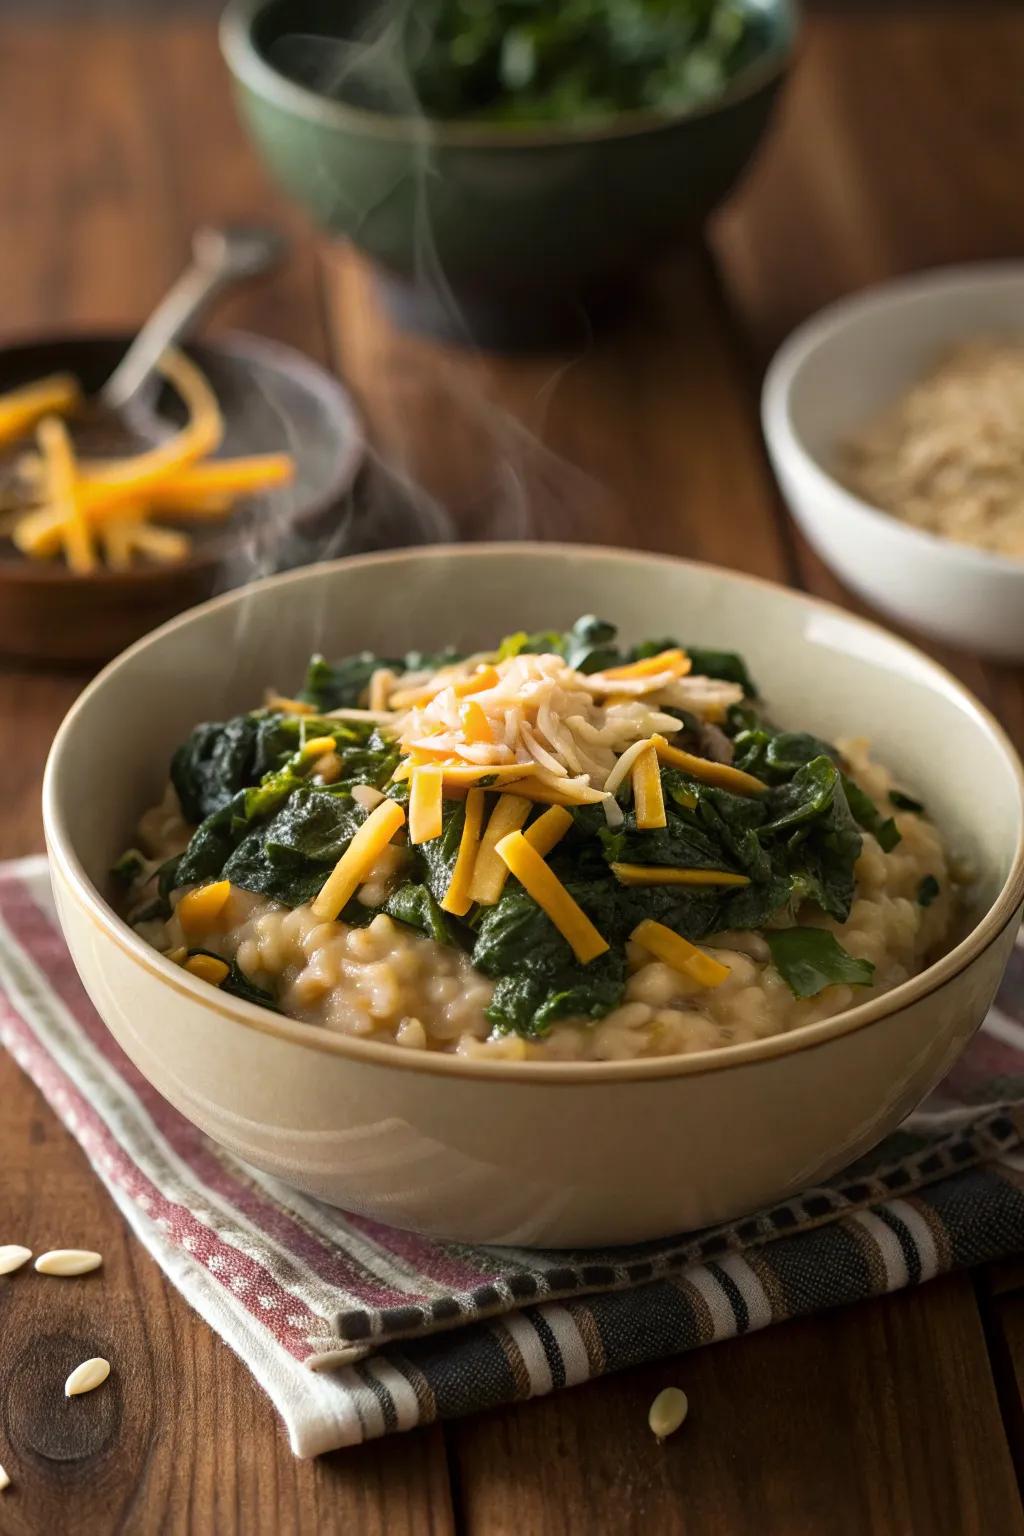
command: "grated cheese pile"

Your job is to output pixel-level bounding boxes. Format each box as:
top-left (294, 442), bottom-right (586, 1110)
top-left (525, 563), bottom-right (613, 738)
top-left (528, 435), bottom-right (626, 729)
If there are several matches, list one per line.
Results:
top-left (353, 648), bottom-right (745, 822)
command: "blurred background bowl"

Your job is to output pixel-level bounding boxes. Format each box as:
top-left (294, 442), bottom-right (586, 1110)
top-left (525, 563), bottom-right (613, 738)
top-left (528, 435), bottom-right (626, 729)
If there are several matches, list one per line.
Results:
top-left (220, 0), bottom-right (798, 348)
top-left (762, 263), bottom-right (1024, 662)
top-left (0, 330), bottom-right (363, 665)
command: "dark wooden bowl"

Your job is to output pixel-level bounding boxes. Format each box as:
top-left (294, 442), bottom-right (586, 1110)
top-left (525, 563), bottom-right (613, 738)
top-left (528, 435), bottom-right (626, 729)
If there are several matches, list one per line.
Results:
top-left (0, 331), bottom-right (364, 663)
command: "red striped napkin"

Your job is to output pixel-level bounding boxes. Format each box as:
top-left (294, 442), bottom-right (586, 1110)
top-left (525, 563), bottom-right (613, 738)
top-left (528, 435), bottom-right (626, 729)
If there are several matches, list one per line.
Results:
top-left (2, 856), bottom-right (1023, 1455)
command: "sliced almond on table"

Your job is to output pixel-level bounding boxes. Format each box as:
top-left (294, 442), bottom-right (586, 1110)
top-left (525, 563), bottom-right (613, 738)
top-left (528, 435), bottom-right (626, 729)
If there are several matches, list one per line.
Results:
top-left (65, 1357), bottom-right (111, 1397)
top-left (0, 1245), bottom-right (32, 1275)
top-left (648, 1386), bottom-right (689, 1442)
top-left (0, 1463), bottom-right (10, 1491)
top-left (34, 1249), bottom-right (103, 1277)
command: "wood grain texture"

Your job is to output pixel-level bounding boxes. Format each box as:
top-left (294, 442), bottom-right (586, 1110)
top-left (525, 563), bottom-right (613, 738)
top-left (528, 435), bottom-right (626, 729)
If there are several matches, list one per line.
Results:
top-left (322, 244), bottom-right (791, 579)
top-left (0, 18), bottom-right (453, 1530)
top-left (1, 7), bottom-right (1023, 1533)
top-left (451, 1276), bottom-right (1023, 1536)
top-left (0, 1055), bottom-right (453, 1535)
top-left (715, 0), bottom-right (1024, 733)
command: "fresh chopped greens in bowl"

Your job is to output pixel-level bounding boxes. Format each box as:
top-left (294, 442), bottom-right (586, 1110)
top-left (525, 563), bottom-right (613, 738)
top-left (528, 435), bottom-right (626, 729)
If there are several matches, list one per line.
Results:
top-left (274, 0), bottom-right (773, 126)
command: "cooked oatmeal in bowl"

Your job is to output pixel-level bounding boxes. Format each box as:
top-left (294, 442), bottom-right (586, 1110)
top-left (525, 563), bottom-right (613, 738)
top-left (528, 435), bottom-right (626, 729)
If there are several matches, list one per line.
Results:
top-left (43, 544), bottom-right (1024, 1242)
top-left (120, 616), bottom-right (957, 1064)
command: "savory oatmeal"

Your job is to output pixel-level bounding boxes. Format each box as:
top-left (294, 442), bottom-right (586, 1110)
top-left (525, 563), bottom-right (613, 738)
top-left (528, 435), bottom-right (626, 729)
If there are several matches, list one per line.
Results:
top-left (120, 617), bottom-right (955, 1062)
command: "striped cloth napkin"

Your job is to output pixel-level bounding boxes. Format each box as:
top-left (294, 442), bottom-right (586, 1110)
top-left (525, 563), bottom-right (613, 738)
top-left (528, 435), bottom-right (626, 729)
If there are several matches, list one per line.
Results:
top-left (2, 855), bottom-right (1024, 1457)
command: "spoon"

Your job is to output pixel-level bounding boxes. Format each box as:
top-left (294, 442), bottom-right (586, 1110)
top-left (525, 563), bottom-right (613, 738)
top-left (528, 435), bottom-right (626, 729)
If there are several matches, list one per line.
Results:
top-left (99, 224), bottom-right (285, 414)
top-left (0, 225), bottom-right (285, 512)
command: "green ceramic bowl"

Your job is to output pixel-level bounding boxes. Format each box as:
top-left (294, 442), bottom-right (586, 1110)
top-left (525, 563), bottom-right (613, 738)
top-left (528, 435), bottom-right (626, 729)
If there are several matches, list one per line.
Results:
top-left (221, 0), bottom-right (799, 345)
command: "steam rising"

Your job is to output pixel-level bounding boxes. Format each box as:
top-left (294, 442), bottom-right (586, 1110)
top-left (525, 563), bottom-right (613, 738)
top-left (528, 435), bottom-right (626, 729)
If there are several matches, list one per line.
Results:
top-left (218, 3), bottom-right (618, 671)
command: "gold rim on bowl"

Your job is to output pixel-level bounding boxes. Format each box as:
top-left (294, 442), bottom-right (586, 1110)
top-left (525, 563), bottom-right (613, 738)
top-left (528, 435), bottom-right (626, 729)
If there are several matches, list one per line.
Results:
top-left (43, 542), bottom-right (1024, 1085)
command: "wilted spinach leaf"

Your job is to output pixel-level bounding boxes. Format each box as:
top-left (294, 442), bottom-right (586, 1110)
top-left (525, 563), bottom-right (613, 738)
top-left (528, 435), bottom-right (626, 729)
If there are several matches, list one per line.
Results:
top-left (418, 800), bottom-right (466, 904)
top-left (383, 882), bottom-right (452, 945)
top-left (187, 950), bottom-right (281, 1012)
top-left (842, 774), bottom-right (901, 853)
top-left (498, 614), bottom-right (620, 674)
top-left (221, 787), bottom-right (368, 907)
top-left (917, 874), bottom-right (940, 907)
top-left (473, 884), bottom-right (626, 1034)
top-left (765, 928), bottom-right (875, 999)
top-left (674, 646), bottom-right (758, 697)
top-left (891, 789), bottom-right (925, 814)
top-left (110, 848), bottom-right (145, 887)
top-left (171, 712), bottom-right (300, 823)
top-left (300, 652), bottom-right (393, 712)
top-left (300, 648), bottom-right (462, 711)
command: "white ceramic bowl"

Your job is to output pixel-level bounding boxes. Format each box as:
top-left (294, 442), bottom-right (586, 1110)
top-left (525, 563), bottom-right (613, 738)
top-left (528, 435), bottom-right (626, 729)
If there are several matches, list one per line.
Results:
top-left (43, 545), bottom-right (1024, 1246)
top-left (762, 263), bottom-right (1024, 660)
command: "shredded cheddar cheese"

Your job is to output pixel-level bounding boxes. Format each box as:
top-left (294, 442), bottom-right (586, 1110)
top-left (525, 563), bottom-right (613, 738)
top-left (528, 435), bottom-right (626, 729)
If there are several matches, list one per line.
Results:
top-left (468, 794), bottom-right (532, 906)
top-left (441, 789), bottom-right (485, 915)
top-left (6, 351), bottom-right (296, 573)
top-left (311, 799), bottom-right (406, 921)
top-left (440, 763), bottom-right (534, 787)
top-left (495, 831), bottom-right (608, 964)
top-left (601, 648), bottom-right (691, 682)
top-left (611, 864), bottom-right (750, 888)
top-left (651, 735), bottom-right (766, 797)
top-left (460, 700), bottom-right (494, 744)
top-left (630, 918), bottom-right (730, 988)
top-left (301, 736), bottom-right (337, 758)
top-left (122, 523), bottom-right (191, 565)
top-left (0, 374), bottom-right (80, 447)
top-left (36, 416), bottom-right (94, 573)
top-left (176, 880), bottom-right (232, 935)
top-left (632, 746), bottom-right (667, 830)
top-left (409, 764), bottom-right (445, 845)
top-left (522, 805), bottom-right (573, 858)
top-left (264, 693), bottom-right (315, 716)
top-left (183, 953), bottom-right (230, 986)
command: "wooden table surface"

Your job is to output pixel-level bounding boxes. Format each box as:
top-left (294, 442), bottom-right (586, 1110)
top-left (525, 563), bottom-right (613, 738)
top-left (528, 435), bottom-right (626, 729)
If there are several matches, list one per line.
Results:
top-left (3, 4), bottom-right (1024, 1532)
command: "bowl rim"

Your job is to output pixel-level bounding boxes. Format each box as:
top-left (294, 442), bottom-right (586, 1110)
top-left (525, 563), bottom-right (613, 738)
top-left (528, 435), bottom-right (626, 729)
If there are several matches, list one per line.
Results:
top-left (219, 0), bottom-right (798, 150)
top-left (43, 541), bottom-right (1024, 1085)
top-left (0, 327), bottom-right (365, 587)
top-left (761, 259), bottom-right (1024, 580)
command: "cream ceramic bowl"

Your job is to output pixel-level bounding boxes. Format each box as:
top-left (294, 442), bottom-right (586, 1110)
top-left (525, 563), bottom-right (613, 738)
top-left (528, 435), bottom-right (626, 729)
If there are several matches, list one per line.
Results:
top-left (762, 263), bottom-right (1024, 660)
top-left (43, 545), bottom-right (1024, 1247)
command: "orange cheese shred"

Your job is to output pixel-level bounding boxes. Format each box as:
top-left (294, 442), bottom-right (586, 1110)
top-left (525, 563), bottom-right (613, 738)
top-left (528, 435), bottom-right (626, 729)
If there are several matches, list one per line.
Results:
top-left (632, 746), bottom-right (667, 830)
top-left (522, 805), bottom-right (573, 858)
top-left (409, 764), bottom-right (445, 845)
top-left (441, 789), bottom-right (485, 916)
top-left (311, 799), bottom-right (406, 921)
top-left (601, 648), bottom-right (691, 682)
top-left (460, 700), bottom-right (494, 744)
top-left (630, 918), bottom-right (730, 988)
top-left (495, 831), bottom-right (608, 964)
top-left (611, 864), bottom-right (750, 888)
top-left (468, 793), bottom-right (532, 906)
top-left (651, 735), bottom-right (766, 797)
top-left (0, 373), bottom-right (81, 448)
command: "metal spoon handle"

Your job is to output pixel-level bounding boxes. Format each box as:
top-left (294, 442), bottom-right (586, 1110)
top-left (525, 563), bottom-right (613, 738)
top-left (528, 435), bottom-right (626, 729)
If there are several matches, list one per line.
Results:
top-left (99, 224), bottom-right (284, 412)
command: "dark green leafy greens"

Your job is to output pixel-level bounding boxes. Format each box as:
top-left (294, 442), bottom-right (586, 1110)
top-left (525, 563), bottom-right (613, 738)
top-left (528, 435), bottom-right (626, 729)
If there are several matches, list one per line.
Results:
top-left (275, 0), bottom-right (769, 126)
top-left (764, 928), bottom-right (875, 1000)
top-left (917, 874), bottom-right (940, 908)
top-left (133, 618), bottom-right (920, 1036)
top-left (841, 775), bottom-right (901, 854)
top-left (300, 650), bottom-right (460, 712)
top-left (187, 950), bottom-right (282, 1013)
top-left (891, 789), bottom-right (925, 814)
